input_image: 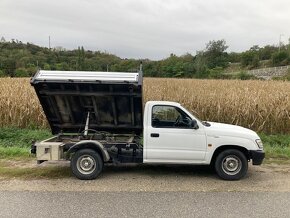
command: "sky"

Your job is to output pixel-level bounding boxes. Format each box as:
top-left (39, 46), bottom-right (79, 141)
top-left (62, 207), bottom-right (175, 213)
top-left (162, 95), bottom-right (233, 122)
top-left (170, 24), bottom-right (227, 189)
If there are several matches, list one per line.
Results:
top-left (1, 0), bottom-right (290, 60)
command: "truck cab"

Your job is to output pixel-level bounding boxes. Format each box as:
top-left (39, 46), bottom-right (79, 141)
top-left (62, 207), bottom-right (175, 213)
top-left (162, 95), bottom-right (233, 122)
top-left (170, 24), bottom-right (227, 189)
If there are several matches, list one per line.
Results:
top-left (144, 101), bottom-right (207, 163)
top-left (143, 101), bottom-right (264, 179)
top-left (30, 69), bottom-right (265, 181)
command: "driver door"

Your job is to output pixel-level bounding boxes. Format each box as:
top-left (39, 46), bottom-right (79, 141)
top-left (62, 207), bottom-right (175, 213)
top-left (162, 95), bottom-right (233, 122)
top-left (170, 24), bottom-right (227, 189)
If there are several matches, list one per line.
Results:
top-left (145, 105), bottom-right (207, 163)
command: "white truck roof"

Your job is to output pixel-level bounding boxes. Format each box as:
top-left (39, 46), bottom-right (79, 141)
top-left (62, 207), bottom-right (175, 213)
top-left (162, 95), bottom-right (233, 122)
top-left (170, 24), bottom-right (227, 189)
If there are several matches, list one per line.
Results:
top-left (32, 70), bottom-right (139, 83)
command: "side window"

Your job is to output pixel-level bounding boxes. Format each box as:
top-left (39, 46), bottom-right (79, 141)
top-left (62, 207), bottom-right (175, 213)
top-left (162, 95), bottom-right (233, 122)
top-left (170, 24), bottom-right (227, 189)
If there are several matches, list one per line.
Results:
top-left (152, 105), bottom-right (192, 128)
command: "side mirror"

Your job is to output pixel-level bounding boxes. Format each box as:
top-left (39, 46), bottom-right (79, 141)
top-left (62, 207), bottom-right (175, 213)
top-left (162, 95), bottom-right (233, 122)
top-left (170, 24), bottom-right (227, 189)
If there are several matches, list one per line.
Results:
top-left (191, 119), bottom-right (199, 129)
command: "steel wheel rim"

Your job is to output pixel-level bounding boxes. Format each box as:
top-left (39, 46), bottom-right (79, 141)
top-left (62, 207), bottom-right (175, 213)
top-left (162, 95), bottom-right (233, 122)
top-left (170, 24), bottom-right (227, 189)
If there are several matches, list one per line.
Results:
top-left (221, 155), bottom-right (242, 176)
top-left (76, 155), bottom-right (96, 175)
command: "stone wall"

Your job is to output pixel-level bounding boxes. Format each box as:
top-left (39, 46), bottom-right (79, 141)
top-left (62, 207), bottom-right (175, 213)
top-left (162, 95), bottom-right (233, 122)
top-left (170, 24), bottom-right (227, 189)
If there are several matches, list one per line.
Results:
top-left (247, 66), bottom-right (289, 80)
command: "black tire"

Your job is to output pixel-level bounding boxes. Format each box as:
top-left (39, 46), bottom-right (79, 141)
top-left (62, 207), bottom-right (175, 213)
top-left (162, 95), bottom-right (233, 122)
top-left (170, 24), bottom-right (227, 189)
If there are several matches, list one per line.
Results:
top-left (71, 149), bottom-right (103, 180)
top-left (214, 149), bottom-right (248, 180)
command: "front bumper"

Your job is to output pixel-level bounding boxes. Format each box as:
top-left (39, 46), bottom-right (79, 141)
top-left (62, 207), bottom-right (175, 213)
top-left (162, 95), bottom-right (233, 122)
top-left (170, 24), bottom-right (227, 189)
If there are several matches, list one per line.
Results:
top-left (249, 150), bottom-right (265, 165)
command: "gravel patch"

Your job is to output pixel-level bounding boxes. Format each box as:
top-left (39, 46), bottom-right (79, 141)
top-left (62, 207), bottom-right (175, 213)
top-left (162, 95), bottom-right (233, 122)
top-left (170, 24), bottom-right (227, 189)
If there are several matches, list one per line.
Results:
top-left (0, 162), bottom-right (290, 192)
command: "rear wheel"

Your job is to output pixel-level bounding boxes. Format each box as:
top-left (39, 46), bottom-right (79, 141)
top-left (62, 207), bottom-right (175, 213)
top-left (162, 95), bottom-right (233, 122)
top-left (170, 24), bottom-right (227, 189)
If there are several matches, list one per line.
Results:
top-left (215, 149), bottom-right (248, 180)
top-left (71, 149), bottom-right (103, 180)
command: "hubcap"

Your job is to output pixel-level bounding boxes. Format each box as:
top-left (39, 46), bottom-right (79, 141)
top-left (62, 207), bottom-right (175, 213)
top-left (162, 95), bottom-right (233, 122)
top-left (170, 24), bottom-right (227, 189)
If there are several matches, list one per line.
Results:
top-left (76, 155), bottom-right (96, 175)
top-left (222, 155), bottom-right (242, 175)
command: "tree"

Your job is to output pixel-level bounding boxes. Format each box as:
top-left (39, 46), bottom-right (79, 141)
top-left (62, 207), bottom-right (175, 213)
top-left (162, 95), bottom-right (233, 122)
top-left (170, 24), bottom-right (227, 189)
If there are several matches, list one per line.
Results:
top-left (193, 51), bottom-right (208, 78)
top-left (272, 51), bottom-right (289, 66)
top-left (203, 39), bottom-right (229, 69)
top-left (241, 49), bottom-right (260, 69)
top-left (259, 45), bottom-right (277, 60)
top-left (228, 52), bottom-right (242, 63)
top-left (2, 58), bottom-right (16, 76)
top-left (77, 46), bottom-right (85, 70)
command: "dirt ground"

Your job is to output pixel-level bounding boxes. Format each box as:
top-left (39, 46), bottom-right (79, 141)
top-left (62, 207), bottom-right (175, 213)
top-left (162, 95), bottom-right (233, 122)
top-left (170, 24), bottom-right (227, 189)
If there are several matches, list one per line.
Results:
top-left (0, 160), bottom-right (290, 192)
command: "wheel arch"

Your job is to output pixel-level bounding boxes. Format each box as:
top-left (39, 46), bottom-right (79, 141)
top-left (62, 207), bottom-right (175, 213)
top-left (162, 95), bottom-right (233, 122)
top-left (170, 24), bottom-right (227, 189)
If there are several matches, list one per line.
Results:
top-left (210, 145), bottom-right (250, 165)
top-left (67, 140), bottom-right (110, 162)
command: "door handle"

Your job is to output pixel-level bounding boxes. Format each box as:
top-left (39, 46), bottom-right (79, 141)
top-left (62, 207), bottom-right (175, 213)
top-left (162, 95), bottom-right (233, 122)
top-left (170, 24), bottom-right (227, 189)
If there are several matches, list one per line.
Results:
top-left (151, 133), bottom-right (159, 138)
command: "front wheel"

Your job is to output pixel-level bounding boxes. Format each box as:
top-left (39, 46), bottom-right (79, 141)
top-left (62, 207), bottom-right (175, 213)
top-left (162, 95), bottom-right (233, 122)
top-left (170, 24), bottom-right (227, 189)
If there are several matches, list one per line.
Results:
top-left (71, 149), bottom-right (103, 180)
top-left (215, 149), bottom-right (248, 180)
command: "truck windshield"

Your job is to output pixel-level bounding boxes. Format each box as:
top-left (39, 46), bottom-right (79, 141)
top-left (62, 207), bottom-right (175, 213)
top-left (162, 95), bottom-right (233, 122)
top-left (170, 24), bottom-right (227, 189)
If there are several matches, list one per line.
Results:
top-left (180, 106), bottom-right (211, 127)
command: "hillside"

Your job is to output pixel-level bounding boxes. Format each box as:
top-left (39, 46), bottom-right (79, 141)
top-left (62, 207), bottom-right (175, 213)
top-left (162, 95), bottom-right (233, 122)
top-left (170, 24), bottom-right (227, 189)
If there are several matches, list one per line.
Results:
top-left (0, 39), bottom-right (290, 79)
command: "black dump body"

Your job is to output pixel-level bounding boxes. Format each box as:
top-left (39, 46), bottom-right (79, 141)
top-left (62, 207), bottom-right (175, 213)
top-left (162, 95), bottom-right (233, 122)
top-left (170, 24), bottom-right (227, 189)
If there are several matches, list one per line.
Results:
top-left (31, 70), bottom-right (143, 135)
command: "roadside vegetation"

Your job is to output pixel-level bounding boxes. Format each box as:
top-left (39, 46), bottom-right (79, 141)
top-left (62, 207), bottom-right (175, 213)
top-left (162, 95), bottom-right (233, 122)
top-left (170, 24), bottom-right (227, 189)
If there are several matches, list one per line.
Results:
top-left (260, 134), bottom-right (290, 159)
top-left (0, 128), bottom-right (51, 158)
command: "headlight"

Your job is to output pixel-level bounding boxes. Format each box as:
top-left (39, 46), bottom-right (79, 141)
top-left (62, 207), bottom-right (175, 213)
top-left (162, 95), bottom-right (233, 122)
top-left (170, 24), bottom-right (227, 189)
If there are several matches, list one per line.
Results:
top-left (256, 139), bottom-right (263, 149)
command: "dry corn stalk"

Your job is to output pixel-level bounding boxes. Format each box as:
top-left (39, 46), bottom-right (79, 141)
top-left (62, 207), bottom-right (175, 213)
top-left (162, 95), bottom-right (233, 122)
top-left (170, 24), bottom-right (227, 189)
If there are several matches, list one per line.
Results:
top-left (0, 77), bottom-right (289, 134)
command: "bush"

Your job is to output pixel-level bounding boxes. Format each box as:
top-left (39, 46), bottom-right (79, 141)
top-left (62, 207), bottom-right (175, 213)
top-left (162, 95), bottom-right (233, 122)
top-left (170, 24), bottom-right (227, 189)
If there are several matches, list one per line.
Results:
top-left (208, 67), bottom-right (224, 79)
top-left (272, 51), bottom-right (289, 66)
top-left (241, 51), bottom-right (260, 69)
top-left (14, 68), bottom-right (30, 77)
top-left (0, 70), bottom-right (6, 77)
top-left (43, 63), bottom-right (51, 70)
top-left (235, 71), bottom-right (256, 80)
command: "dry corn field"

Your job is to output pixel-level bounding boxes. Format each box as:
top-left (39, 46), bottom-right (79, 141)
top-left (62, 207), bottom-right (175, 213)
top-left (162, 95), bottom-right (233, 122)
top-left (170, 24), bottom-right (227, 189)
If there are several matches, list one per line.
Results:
top-left (0, 78), bottom-right (290, 134)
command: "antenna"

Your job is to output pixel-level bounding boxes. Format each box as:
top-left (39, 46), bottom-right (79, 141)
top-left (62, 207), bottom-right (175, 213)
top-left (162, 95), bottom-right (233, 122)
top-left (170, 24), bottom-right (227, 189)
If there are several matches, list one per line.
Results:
top-left (279, 34), bottom-right (284, 52)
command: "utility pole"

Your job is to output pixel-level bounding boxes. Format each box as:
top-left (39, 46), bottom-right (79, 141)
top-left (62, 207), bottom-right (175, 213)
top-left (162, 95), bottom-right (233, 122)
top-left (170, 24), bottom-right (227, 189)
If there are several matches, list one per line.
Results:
top-left (49, 36), bottom-right (51, 49)
top-left (279, 34), bottom-right (284, 52)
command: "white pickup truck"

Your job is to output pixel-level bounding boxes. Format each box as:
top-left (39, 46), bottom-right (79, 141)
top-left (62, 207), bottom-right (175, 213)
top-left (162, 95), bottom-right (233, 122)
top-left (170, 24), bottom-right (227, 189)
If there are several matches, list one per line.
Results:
top-left (31, 69), bottom-right (265, 180)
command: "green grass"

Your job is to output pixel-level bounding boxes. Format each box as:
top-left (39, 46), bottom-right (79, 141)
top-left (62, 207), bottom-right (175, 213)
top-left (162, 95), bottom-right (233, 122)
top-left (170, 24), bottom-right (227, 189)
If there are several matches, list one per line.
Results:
top-left (0, 127), bottom-right (52, 148)
top-left (0, 147), bottom-right (32, 159)
top-left (0, 127), bottom-right (52, 159)
top-left (260, 133), bottom-right (290, 159)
